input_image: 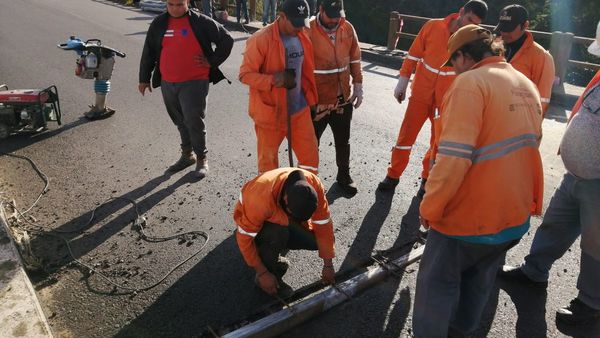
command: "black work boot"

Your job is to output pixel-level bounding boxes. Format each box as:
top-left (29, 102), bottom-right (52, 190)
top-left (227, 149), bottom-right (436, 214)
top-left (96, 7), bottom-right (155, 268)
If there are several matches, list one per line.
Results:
top-left (377, 176), bottom-right (399, 191)
top-left (336, 168), bottom-right (358, 196)
top-left (556, 298), bottom-right (600, 325)
top-left (167, 151), bottom-right (196, 173)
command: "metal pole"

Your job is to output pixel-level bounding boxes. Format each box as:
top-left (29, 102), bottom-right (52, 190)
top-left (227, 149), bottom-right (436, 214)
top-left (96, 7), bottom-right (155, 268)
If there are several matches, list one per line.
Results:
top-left (549, 31), bottom-right (574, 85)
top-left (387, 11), bottom-right (401, 51)
top-left (223, 245), bottom-right (425, 338)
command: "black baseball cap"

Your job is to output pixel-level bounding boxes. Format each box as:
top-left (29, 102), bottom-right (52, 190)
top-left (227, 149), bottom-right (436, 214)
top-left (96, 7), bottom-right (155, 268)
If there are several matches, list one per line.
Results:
top-left (283, 170), bottom-right (318, 221)
top-left (322, 0), bottom-right (345, 18)
top-left (495, 5), bottom-right (528, 33)
top-left (281, 0), bottom-right (311, 28)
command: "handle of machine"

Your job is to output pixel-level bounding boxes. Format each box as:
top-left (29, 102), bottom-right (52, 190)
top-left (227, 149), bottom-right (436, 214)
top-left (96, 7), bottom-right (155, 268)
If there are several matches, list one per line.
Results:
top-left (57, 43), bottom-right (74, 50)
top-left (85, 38), bottom-right (102, 45)
top-left (0, 84), bottom-right (8, 91)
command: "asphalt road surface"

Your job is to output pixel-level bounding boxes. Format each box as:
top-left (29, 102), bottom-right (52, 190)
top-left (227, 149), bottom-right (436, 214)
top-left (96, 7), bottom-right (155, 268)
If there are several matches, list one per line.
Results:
top-left (0, 1), bottom-right (598, 337)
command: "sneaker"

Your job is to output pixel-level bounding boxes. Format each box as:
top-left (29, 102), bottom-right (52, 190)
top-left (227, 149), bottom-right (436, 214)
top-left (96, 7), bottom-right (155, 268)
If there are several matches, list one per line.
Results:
top-left (336, 172), bottom-right (358, 196)
top-left (377, 176), bottom-right (399, 191)
top-left (497, 265), bottom-right (548, 288)
top-left (167, 153), bottom-right (196, 173)
top-left (556, 298), bottom-right (600, 325)
top-left (194, 157), bottom-right (209, 179)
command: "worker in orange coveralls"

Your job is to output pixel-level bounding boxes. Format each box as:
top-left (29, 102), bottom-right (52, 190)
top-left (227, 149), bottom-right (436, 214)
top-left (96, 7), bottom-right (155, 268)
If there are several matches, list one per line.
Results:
top-left (378, 1), bottom-right (488, 196)
top-left (233, 168), bottom-right (335, 296)
top-left (239, 0), bottom-right (319, 174)
top-left (494, 4), bottom-right (555, 114)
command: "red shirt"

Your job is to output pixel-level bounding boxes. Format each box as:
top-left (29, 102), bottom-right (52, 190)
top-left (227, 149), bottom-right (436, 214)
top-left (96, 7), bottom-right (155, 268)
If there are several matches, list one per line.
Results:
top-left (160, 16), bottom-right (210, 82)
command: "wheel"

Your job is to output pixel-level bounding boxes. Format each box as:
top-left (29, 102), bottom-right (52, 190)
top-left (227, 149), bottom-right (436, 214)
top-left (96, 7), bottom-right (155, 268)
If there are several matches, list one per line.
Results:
top-left (0, 122), bottom-right (9, 139)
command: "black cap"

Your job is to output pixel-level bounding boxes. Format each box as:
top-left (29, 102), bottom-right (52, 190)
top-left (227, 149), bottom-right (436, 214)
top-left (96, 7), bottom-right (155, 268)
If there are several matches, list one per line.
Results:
top-left (281, 0), bottom-right (311, 28)
top-left (322, 0), bottom-right (345, 18)
top-left (495, 5), bottom-right (528, 33)
top-left (283, 170), bottom-right (318, 221)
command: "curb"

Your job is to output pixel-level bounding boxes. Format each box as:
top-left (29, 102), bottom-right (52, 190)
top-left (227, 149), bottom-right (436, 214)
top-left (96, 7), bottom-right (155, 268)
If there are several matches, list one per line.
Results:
top-left (228, 18), bottom-right (581, 110)
top-left (0, 207), bottom-right (53, 338)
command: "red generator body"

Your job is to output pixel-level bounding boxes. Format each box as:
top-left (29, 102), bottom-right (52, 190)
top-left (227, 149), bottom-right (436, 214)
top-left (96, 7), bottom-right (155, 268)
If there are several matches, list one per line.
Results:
top-left (0, 84), bottom-right (62, 139)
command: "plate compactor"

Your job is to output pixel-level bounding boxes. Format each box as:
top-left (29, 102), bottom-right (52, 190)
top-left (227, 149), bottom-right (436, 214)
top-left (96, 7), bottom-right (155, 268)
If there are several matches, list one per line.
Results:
top-left (0, 84), bottom-right (62, 139)
top-left (58, 37), bottom-right (126, 120)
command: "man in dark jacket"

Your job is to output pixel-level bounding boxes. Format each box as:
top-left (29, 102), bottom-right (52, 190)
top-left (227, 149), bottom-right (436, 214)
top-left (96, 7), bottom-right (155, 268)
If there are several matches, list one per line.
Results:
top-left (139, 0), bottom-right (233, 178)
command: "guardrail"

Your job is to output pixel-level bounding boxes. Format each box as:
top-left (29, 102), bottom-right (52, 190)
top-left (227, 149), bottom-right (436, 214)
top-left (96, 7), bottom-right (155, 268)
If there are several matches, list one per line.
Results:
top-left (386, 12), bottom-right (599, 84)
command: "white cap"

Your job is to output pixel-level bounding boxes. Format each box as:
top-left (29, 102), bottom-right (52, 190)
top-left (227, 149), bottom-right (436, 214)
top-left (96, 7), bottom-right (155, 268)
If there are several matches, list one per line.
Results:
top-left (589, 20), bottom-right (600, 57)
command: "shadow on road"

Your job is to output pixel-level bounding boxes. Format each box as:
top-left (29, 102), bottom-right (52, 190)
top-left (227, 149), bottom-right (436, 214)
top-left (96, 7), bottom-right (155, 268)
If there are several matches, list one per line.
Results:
top-left (544, 105), bottom-right (569, 124)
top-left (29, 171), bottom-right (199, 280)
top-left (363, 63), bottom-right (400, 80)
top-left (115, 234), bottom-right (274, 337)
top-left (0, 116), bottom-right (90, 154)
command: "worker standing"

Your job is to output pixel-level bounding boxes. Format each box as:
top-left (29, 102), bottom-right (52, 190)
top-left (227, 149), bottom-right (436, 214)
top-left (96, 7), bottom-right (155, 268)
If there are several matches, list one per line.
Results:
top-left (414, 25), bottom-right (544, 337)
top-left (307, 0), bottom-right (363, 195)
top-left (234, 168), bottom-right (335, 296)
top-left (239, 0), bottom-right (319, 174)
top-left (138, 0), bottom-right (233, 178)
top-left (495, 4), bottom-right (555, 113)
top-left (378, 1), bottom-right (488, 194)
top-left (499, 21), bottom-right (600, 325)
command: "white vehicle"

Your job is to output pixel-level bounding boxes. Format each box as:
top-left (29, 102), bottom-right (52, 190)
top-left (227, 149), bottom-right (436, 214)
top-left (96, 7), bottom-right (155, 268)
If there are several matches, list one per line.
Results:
top-left (139, 0), bottom-right (166, 13)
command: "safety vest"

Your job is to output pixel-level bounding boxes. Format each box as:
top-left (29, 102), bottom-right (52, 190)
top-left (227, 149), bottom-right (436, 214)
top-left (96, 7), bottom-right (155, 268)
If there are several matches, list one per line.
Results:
top-left (307, 17), bottom-right (363, 104)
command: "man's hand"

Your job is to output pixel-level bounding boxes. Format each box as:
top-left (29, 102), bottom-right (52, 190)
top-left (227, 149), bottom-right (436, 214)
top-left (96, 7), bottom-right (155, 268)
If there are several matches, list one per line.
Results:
top-left (393, 76), bottom-right (410, 104)
top-left (321, 261), bottom-right (335, 285)
top-left (138, 83), bottom-right (152, 96)
top-left (419, 215), bottom-right (430, 229)
top-left (272, 71), bottom-right (296, 89)
top-left (313, 103), bottom-right (336, 121)
top-left (256, 270), bottom-right (278, 295)
top-left (349, 83), bottom-right (363, 108)
top-left (194, 55), bottom-right (211, 68)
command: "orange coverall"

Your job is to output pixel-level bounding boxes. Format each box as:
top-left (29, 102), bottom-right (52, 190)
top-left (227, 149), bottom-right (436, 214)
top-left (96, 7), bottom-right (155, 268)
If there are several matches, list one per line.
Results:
top-left (509, 31), bottom-right (555, 114)
top-left (233, 168), bottom-right (334, 268)
top-left (239, 20), bottom-right (319, 174)
top-left (387, 13), bottom-right (459, 180)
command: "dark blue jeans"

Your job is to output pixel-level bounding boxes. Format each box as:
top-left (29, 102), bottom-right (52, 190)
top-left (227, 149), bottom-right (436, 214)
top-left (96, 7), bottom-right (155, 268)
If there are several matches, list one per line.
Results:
top-left (236, 0), bottom-right (248, 22)
top-left (522, 172), bottom-right (600, 310)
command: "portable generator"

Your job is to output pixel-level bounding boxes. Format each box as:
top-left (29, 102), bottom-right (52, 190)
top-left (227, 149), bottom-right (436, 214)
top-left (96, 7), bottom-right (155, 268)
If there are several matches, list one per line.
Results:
top-left (58, 37), bottom-right (126, 120)
top-left (0, 84), bottom-right (62, 140)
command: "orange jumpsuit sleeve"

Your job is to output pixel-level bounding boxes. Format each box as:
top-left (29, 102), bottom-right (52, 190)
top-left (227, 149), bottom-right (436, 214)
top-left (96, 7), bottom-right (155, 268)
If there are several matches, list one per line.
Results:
top-left (420, 81), bottom-right (483, 222)
top-left (239, 34), bottom-right (273, 91)
top-left (399, 22), bottom-right (429, 77)
top-left (233, 187), bottom-right (274, 268)
top-left (308, 177), bottom-right (335, 259)
top-left (348, 23), bottom-right (363, 84)
top-left (533, 50), bottom-right (555, 114)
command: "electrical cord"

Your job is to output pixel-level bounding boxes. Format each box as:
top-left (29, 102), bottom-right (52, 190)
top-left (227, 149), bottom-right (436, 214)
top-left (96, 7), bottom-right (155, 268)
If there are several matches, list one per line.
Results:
top-left (1, 151), bottom-right (210, 294)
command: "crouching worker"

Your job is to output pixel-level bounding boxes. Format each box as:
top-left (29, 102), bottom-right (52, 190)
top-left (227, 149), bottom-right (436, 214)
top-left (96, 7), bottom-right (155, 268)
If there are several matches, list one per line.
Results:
top-left (233, 168), bottom-right (336, 296)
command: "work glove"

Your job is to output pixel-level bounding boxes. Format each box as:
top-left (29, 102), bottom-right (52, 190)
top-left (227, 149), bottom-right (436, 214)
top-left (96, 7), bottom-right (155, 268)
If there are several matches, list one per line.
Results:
top-left (349, 83), bottom-right (363, 108)
top-left (393, 76), bottom-right (410, 104)
top-left (313, 103), bottom-right (337, 121)
top-left (321, 264), bottom-right (335, 285)
top-left (273, 69), bottom-right (296, 89)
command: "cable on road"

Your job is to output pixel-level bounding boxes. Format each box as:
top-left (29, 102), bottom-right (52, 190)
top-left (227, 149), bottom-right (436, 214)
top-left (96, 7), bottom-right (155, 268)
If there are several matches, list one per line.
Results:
top-left (0, 151), bottom-right (210, 294)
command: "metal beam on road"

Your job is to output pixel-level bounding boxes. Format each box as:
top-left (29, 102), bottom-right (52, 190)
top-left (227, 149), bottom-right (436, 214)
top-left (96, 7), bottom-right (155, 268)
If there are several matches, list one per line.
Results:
top-left (222, 245), bottom-right (425, 338)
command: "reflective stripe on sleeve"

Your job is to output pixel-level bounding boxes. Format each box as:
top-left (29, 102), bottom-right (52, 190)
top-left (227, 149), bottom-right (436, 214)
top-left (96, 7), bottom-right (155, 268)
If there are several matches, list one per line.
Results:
top-left (238, 192), bottom-right (243, 205)
top-left (237, 226), bottom-right (258, 237)
top-left (541, 98), bottom-right (551, 103)
top-left (406, 54), bottom-right (420, 62)
top-left (298, 164), bottom-right (318, 172)
top-left (394, 145), bottom-right (412, 150)
top-left (312, 218), bottom-right (331, 225)
top-left (422, 61), bottom-right (456, 76)
top-left (350, 59), bottom-right (361, 64)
